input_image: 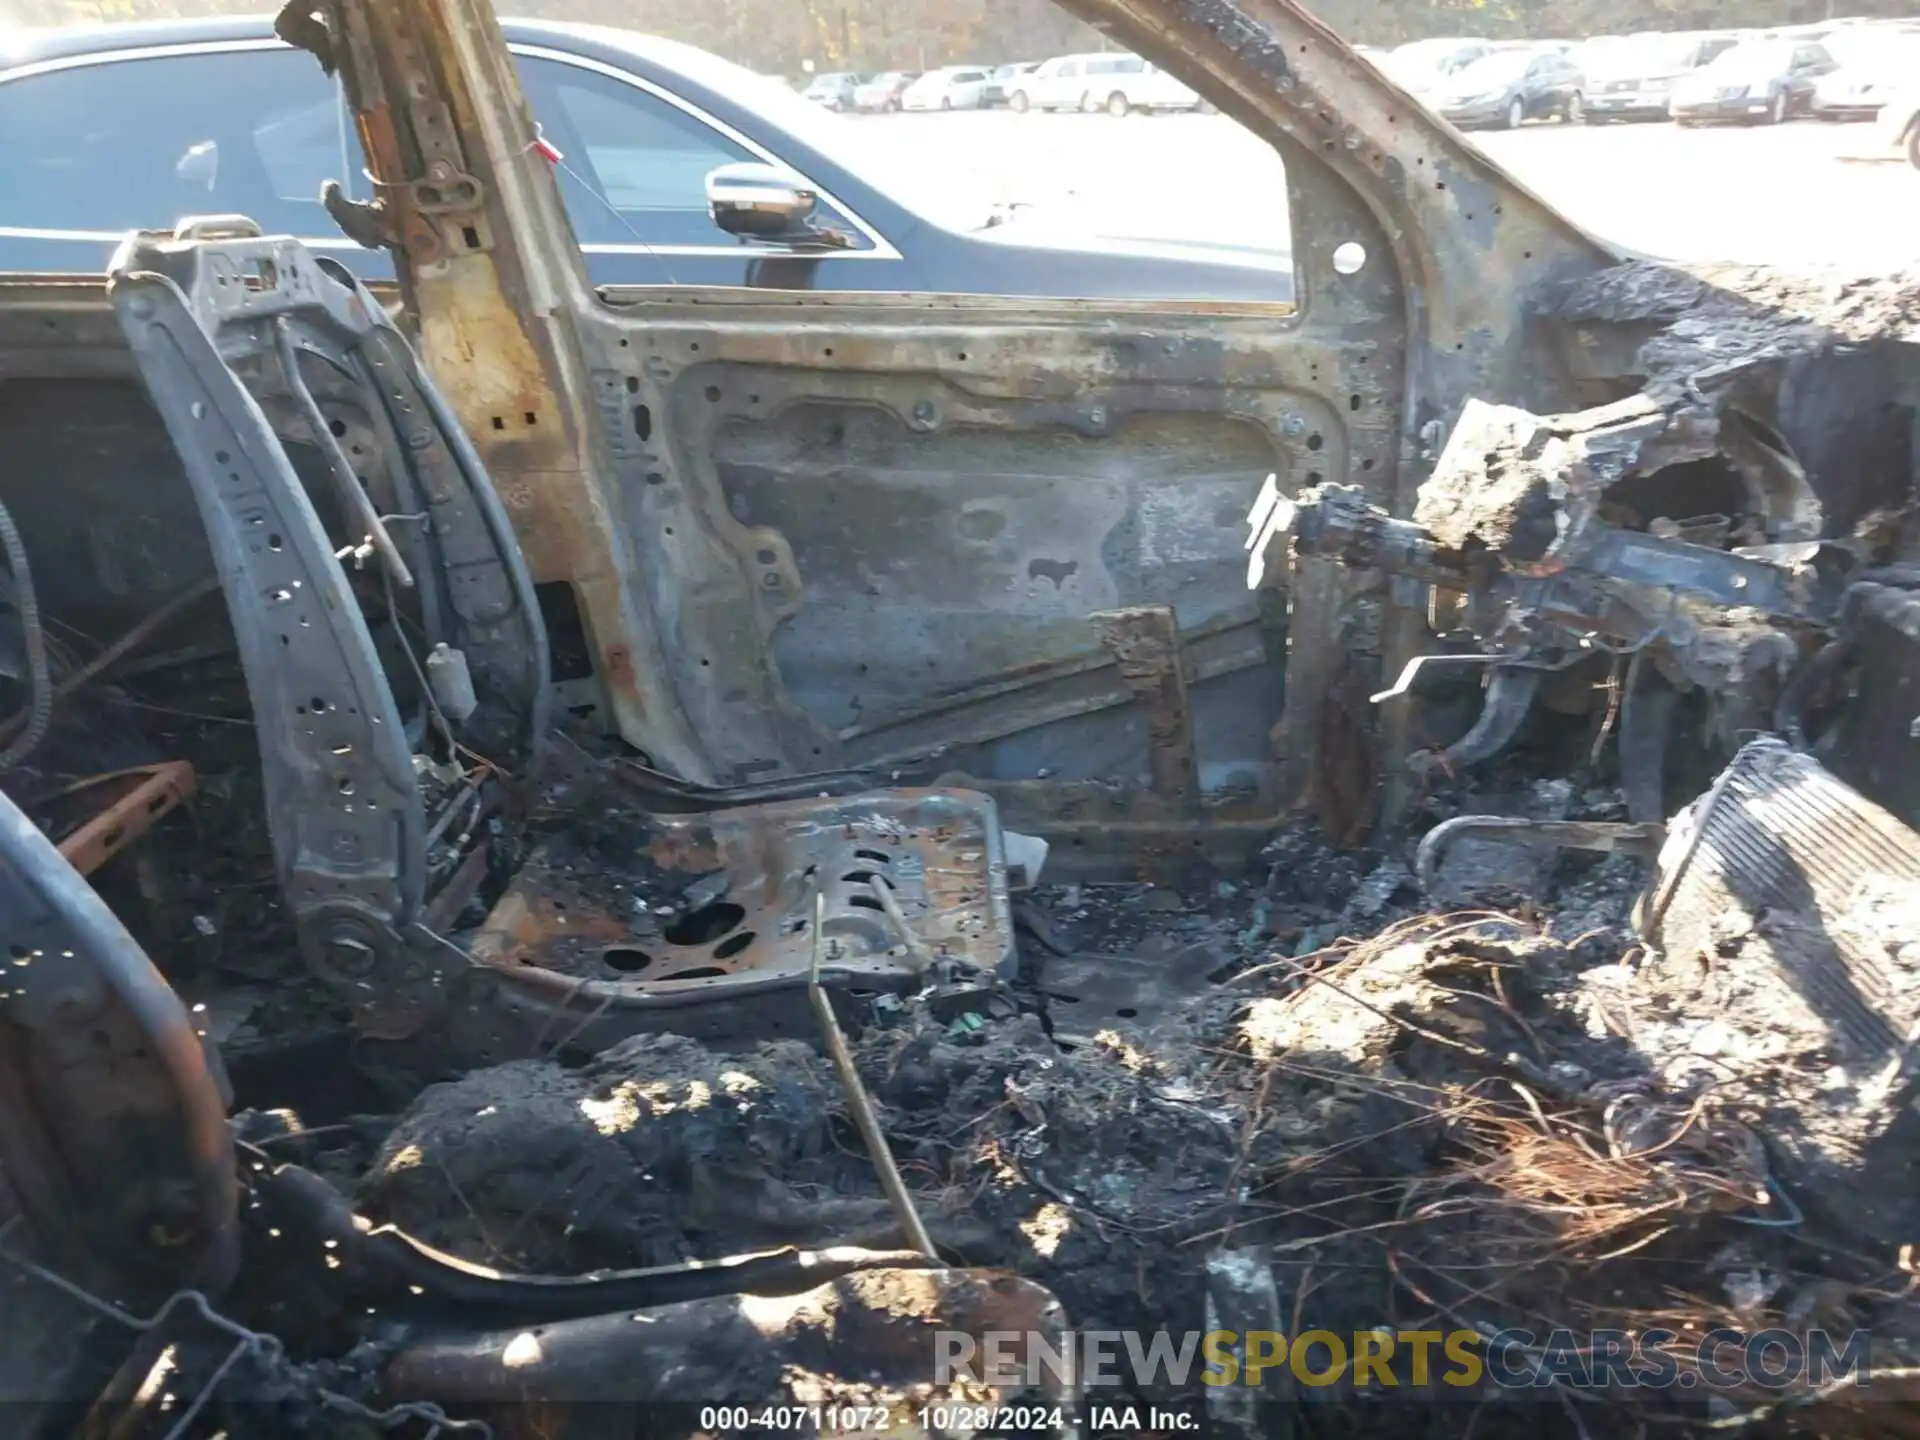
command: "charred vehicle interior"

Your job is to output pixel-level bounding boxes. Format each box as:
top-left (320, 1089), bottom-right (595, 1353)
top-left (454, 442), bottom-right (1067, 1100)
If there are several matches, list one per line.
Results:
top-left (3, 0), bottom-right (1920, 1436)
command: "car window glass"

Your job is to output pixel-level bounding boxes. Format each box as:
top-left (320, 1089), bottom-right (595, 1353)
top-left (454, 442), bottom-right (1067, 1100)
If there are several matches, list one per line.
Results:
top-left (0, 48), bottom-right (348, 239)
top-left (519, 56), bottom-right (868, 252)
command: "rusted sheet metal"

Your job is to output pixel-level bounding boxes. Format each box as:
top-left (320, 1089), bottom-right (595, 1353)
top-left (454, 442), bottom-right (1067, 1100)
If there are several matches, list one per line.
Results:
top-left (455, 788), bottom-right (1014, 1055)
top-left (1040, 0), bottom-right (1621, 826)
top-left (1091, 605), bottom-right (1200, 811)
top-left (316, 0), bottom-right (706, 780)
top-left (47, 763), bottom-right (196, 877)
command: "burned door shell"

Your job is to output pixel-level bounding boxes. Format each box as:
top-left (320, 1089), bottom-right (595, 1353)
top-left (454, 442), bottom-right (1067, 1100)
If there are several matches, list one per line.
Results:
top-left (296, 0), bottom-right (1617, 852)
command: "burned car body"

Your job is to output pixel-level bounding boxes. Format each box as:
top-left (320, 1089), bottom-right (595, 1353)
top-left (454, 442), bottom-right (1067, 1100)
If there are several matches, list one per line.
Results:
top-left (1, 0), bottom-right (1919, 1435)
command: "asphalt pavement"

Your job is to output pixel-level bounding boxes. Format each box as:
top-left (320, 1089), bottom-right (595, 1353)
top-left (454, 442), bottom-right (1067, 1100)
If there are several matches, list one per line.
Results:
top-left (852, 108), bottom-right (1920, 273)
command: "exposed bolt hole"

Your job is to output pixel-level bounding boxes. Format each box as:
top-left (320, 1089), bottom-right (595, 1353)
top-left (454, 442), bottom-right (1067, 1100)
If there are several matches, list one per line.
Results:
top-left (336, 777), bottom-right (354, 795)
top-left (328, 418), bottom-right (347, 438)
top-left (311, 697), bottom-right (328, 713)
top-left (490, 416), bottom-right (505, 430)
top-left (712, 932), bottom-right (756, 961)
top-left (1307, 433), bottom-right (1324, 451)
top-left (268, 534), bottom-right (283, 551)
top-left (625, 375), bottom-right (639, 393)
top-left (756, 548), bottom-right (776, 564)
top-left (1332, 241), bottom-right (1367, 274)
top-left (823, 346), bottom-right (834, 357)
top-left (1349, 394), bottom-right (1363, 412)
top-left (602, 946), bottom-right (653, 973)
top-left (645, 471), bottom-right (665, 486)
top-left (704, 385), bottom-right (722, 403)
top-left (663, 901), bottom-right (746, 946)
top-left (215, 449), bottom-right (230, 464)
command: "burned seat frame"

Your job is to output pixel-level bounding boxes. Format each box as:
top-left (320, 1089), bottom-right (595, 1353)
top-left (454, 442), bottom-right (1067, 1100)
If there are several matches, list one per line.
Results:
top-left (108, 219), bottom-right (549, 1037)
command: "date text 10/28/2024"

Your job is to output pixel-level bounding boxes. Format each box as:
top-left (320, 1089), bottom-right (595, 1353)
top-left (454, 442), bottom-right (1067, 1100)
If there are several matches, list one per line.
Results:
top-left (697, 1405), bottom-right (1079, 1434)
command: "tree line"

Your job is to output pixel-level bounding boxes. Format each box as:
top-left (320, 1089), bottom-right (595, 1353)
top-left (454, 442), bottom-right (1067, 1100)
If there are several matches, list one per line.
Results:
top-left (17, 0), bottom-right (1899, 76)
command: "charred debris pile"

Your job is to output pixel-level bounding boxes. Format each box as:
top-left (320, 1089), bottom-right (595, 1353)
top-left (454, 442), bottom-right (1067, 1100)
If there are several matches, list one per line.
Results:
top-left (3, 238), bottom-right (1920, 1440)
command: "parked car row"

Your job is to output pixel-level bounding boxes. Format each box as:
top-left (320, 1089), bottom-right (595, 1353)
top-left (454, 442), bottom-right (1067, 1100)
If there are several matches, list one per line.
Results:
top-left (1364, 17), bottom-right (1920, 130)
top-left (796, 51), bottom-right (1209, 115)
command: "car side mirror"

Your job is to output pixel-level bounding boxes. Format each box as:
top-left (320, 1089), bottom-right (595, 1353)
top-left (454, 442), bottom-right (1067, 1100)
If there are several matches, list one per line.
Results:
top-left (706, 162), bottom-right (851, 250)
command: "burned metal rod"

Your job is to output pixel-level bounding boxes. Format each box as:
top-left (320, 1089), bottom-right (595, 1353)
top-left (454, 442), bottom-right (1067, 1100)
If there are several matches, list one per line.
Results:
top-left (808, 890), bottom-right (938, 1260)
top-left (273, 318), bottom-right (414, 589)
top-left (867, 875), bottom-right (937, 973)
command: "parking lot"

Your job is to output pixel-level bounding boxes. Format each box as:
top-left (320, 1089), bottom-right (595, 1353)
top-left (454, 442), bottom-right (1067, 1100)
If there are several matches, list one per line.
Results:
top-left (849, 109), bottom-right (1920, 271)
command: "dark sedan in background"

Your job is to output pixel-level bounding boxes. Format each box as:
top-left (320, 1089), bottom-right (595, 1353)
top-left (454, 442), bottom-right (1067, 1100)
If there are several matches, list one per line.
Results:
top-left (0, 18), bottom-right (1294, 301)
top-left (1669, 39), bottom-right (1836, 124)
top-left (1431, 46), bottom-right (1586, 128)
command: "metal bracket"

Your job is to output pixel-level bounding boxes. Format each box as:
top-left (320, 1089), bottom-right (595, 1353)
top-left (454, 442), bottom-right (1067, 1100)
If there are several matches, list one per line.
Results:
top-left (1090, 605), bottom-right (1200, 812)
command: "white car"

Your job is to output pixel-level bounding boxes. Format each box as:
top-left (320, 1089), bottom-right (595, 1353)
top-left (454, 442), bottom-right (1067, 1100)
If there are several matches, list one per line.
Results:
top-left (1813, 30), bottom-right (1920, 120)
top-left (1010, 53), bottom-right (1146, 114)
top-left (852, 71), bottom-right (917, 112)
top-left (1131, 62), bottom-right (1207, 113)
top-left (1376, 37), bottom-right (1492, 99)
top-left (900, 66), bottom-right (991, 112)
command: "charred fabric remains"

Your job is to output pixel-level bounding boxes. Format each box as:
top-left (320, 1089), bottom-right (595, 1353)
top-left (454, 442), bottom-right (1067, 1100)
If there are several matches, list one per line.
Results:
top-left (2, 0), bottom-right (1920, 1436)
